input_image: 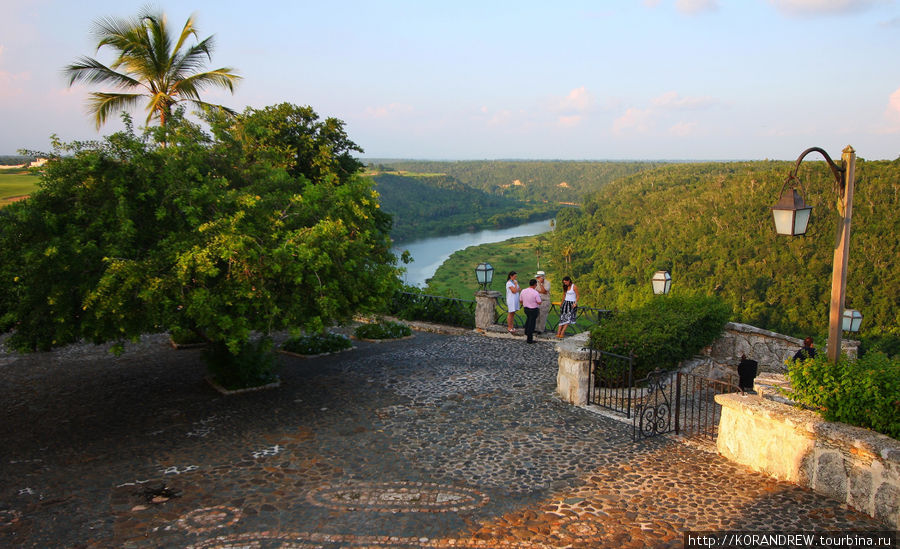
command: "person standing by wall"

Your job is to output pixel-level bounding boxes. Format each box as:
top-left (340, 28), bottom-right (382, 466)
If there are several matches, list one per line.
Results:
top-left (535, 271), bottom-right (551, 334)
top-left (520, 278), bottom-right (542, 343)
top-left (556, 276), bottom-right (579, 339)
top-left (505, 271), bottom-right (520, 334)
top-left (792, 337), bottom-right (817, 362)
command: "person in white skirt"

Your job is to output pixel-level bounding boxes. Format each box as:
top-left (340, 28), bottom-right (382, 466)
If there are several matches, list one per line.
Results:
top-left (505, 271), bottom-right (520, 333)
top-left (556, 276), bottom-right (578, 339)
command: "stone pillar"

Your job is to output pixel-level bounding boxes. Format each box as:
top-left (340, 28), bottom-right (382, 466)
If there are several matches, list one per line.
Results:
top-left (556, 333), bottom-right (592, 406)
top-left (474, 290), bottom-right (502, 331)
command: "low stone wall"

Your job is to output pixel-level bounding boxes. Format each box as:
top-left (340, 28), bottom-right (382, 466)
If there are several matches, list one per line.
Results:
top-left (716, 393), bottom-right (900, 529)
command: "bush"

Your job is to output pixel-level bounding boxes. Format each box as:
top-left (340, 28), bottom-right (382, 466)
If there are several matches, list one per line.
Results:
top-left (390, 290), bottom-right (475, 328)
top-left (860, 330), bottom-right (900, 359)
top-left (589, 294), bottom-right (731, 379)
top-left (787, 352), bottom-right (900, 439)
top-left (204, 338), bottom-right (278, 391)
top-left (354, 320), bottom-right (412, 340)
top-left (282, 332), bottom-right (352, 355)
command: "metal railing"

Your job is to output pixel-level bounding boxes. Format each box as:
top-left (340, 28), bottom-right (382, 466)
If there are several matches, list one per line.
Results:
top-left (588, 348), bottom-right (636, 417)
top-left (494, 301), bottom-right (612, 333)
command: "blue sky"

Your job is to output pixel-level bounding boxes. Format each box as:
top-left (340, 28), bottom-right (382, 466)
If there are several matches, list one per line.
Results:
top-left (2, 0), bottom-right (899, 160)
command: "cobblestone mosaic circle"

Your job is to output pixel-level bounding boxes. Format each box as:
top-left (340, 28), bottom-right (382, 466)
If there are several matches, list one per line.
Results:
top-left (0, 509), bottom-right (21, 528)
top-left (176, 505), bottom-right (242, 534)
top-left (307, 481), bottom-right (489, 513)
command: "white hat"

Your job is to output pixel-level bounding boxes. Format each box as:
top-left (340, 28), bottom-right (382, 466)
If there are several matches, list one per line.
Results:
top-left (535, 271), bottom-right (546, 277)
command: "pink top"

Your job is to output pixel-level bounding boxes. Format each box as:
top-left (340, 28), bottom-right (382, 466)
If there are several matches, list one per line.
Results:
top-left (520, 287), bottom-right (542, 309)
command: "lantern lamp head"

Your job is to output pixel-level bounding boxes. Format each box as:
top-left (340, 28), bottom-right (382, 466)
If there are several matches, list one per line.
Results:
top-left (841, 309), bottom-right (863, 333)
top-left (475, 262), bottom-right (494, 290)
top-left (651, 270), bottom-right (672, 295)
top-left (772, 188), bottom-right (812, 236)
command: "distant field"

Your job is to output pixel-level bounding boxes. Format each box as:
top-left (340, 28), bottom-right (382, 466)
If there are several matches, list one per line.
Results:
top-left (0, 170), bottom-right (39, 207)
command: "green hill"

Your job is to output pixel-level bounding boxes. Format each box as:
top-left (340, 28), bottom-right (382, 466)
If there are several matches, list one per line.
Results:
top-left (371, 172), bottom-right (555, 242)
top-left (374, 160), bottom-right (663, 204)
top-left (544, 159), bottom-right (900, 339)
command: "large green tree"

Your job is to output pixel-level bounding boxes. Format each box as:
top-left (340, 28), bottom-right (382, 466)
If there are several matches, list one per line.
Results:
top-left (64, 8), bottom-right (240, 128)
top-left (0, 106), bottom-right (398, 385)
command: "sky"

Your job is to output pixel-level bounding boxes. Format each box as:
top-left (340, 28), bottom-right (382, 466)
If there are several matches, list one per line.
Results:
top-left (2, 0), bottom-right (900, 160)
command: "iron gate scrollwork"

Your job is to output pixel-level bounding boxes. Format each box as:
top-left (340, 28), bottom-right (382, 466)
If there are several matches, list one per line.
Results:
top-left (633, 370), bottom-right (678, 441)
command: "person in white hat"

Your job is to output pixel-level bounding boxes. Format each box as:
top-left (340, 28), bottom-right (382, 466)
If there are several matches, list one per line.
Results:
top-left (534, 271), bottom-right (551, 334)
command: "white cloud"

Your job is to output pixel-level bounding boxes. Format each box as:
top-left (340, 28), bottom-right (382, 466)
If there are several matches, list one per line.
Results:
top-left (881, 87), bottom-right (900, 133)
top-left (669, 121), bottom-right (698, 136)
top-left (613, 108), bottom-right (653, 134)
top-left (769, 0), bottom-right (888, 16)
top-left (676, 0), bottom-right (720, 14)
top-left (651, 91), bottom-right (717, 110)
top-left (364, 103), bottom-right (413, 119)
top-left (557, 115), bottom-right (583, 128)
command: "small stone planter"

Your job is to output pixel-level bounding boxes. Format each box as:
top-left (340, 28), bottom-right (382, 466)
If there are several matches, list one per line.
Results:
top-left (353, 334), bottom-right (415, 344)
top-left (205, 376), bottom-right (281, 396)
top-left (277, 346), bottom-right (356, 359)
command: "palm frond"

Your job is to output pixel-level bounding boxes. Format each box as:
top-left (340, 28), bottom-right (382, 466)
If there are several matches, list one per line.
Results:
top-left (87, 92), bottom-right (144, 129)
top-left (64, 57), bottom-right (142, 89)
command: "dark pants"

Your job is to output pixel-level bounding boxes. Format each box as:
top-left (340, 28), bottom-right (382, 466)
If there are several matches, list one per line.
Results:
top-left (524, 307), bottom-right (539, 342)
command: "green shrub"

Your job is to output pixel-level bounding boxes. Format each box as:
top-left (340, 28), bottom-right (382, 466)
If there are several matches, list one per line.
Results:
top-left (354, 320), bottom-right (412, 340)
top-left (589, 294), bottom-right (731, 379)
top-left (787, 352), bottom-right (900, 439)
top-left (169, 328), bottom-right (205, 345)
top-left (204, 338), bottom-right (278, 390)
top-left (282, 332), bottom-right (352, 355)
top-left (860, 329), bottom-right (900, 359)
top-left (390, 290), bottom-right (475, 328)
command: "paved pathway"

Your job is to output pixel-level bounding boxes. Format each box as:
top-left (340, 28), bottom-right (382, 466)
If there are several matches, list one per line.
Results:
top-left (0, 331), bottom-right (885, 548)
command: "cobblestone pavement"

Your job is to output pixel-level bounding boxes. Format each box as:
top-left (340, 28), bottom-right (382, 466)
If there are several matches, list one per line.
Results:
top-left (0, 331), bottom-right (886, 548)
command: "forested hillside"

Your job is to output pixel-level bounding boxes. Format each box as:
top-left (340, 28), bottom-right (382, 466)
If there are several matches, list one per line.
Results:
top-left (373, 160), bottom-right (662, 204)
top-left (371, 172), bottom-right (555, 242)
top-left (548, 159), bottom-right (899, 339)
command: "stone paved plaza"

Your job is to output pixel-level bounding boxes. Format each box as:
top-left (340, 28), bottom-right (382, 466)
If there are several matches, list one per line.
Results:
top-left (0, 331), bottom-right (887, 548)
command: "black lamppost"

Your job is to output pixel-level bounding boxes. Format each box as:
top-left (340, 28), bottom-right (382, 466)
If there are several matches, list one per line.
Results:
top-left (475, 262), bottom-right (494, 291)
top-left (772, 146), bottom-right (857, 362)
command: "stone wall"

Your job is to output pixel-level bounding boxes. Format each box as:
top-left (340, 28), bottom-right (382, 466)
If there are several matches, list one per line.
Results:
top-left (716, 393), bottom-right (900, 529)
top-left (702, 322), bottom-right (858, 374)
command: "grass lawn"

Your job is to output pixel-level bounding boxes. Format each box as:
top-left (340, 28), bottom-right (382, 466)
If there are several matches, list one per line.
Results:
top-left (0, 170), bottom-right (39, 208)
top-left (425, 235), bottom-right (554, 299)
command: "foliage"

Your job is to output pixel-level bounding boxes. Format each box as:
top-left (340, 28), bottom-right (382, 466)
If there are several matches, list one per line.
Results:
top-left (169, 327), bottom-right (205, 345)
top-left (354, 320), bottom-right (412, 340)
top-left (371, 172), bottom-right (555, 242)
top-left (281, 332), bottom-right (352, 355)
top-left (859, 328), bottom-right (900, 359)
top-left (376, 160), bottom-right (662, 205)
top-left (64, 7), bottom-right (240, 128)
top-left (390, 289), bottom-right (475, 328)
top-left (551, 160), bottom-right (900, 340)
top-left (0, 106), bottom-right (399, 388)
top-left (589, 295), bottom-right (732, 379)
top-left (204, 338), bottom-right (277, 390)
top-left (786, 352), bottom-right (900, 439)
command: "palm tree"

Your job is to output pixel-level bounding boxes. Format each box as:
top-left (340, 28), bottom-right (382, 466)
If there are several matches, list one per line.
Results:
top-left (65, 8), bottom-right (240, 129)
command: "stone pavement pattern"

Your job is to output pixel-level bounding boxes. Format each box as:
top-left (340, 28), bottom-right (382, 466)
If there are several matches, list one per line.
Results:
top-left (0, 331), bottom-right (885, 548)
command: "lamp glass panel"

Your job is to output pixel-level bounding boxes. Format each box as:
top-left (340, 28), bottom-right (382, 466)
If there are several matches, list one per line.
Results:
top-left (792, 207), bottom-right (812, 236)
top-left (773, 209), bottom-right (796, 235)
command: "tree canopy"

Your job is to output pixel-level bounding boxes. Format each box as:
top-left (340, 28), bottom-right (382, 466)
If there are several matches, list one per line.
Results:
top-left (0, 105), bottom-right (398, 354)
top-left (64, 7), bottom-right (240, 128)
top-left (548, 159), bottom-right (900, 339)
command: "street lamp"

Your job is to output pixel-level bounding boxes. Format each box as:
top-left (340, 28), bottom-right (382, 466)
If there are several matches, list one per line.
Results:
top-left (651, 270), bottom-right (672, 295)
top-left (772, 146), bottom-right (857, 362)
top-left (475, 262), bottom-right (494, 290)
top-left (842, 309), bottom-right (863, 333)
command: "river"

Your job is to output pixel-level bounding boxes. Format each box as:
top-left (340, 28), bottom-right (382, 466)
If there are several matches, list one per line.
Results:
top-left (391, 218), bottom-right (554, 287)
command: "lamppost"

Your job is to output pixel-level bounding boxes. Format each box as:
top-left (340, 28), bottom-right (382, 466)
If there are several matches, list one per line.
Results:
top-left (475, 262), bottom-right (494, 291)
top-left (771, 145), bottom-right (857, 363)
top-left (651, 270), bottom-right (672, 295)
